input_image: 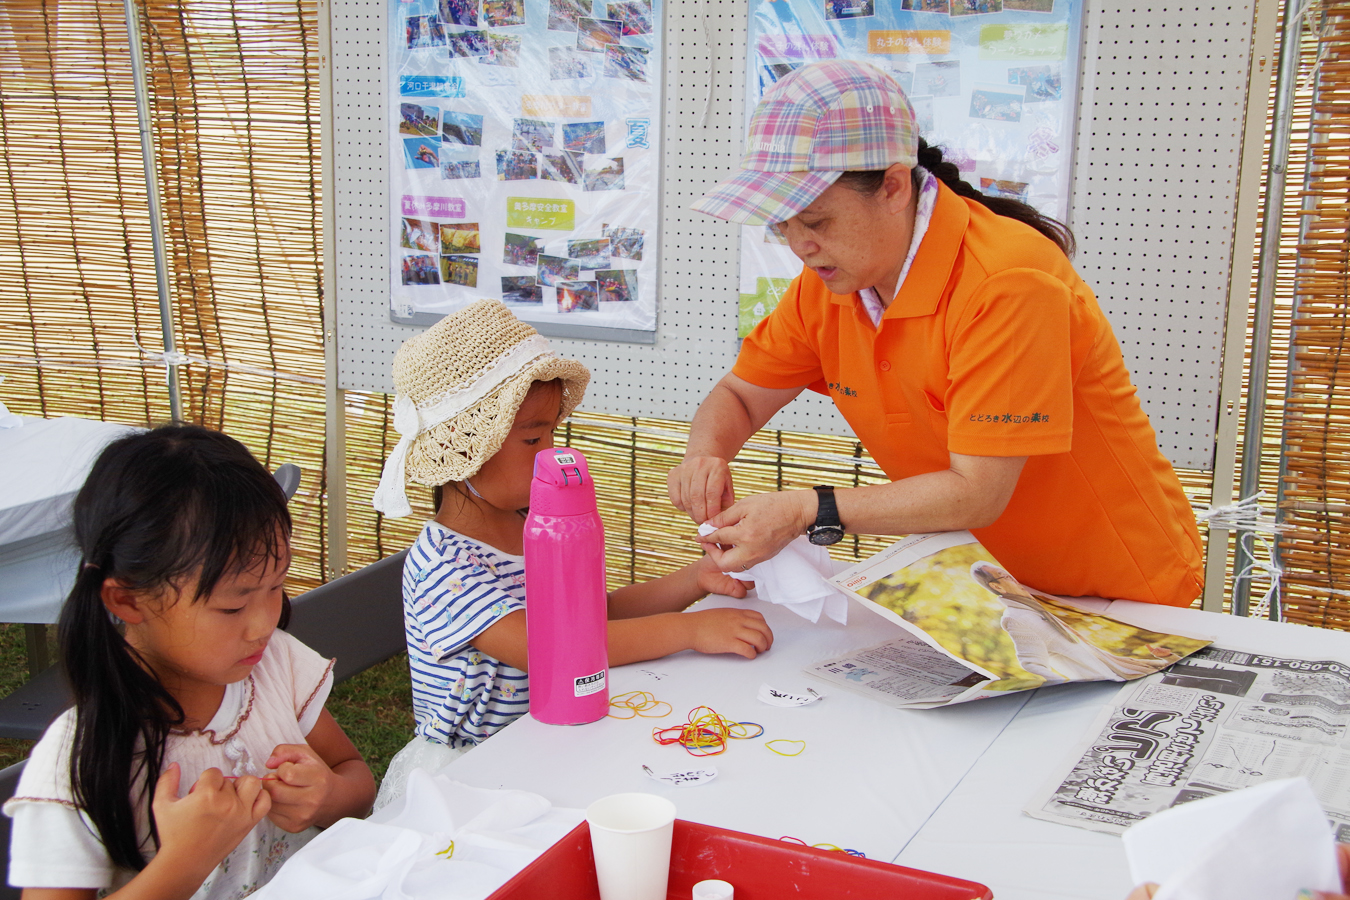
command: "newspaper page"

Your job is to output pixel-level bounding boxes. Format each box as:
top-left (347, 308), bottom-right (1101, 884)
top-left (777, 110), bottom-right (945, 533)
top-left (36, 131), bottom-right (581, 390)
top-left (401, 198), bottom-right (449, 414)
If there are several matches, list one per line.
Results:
top-left (806, 633), bottom-right (988, 709)
top-left (1025, 645), bottom-right (1350, 836)
top-left (823, 532), bottom-right (1213, 708)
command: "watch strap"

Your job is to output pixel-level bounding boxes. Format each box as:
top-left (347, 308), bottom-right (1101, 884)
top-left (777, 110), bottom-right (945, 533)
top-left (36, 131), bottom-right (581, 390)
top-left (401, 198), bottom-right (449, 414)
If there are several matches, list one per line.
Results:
top-left (811, 485), bottom-right (841, 530)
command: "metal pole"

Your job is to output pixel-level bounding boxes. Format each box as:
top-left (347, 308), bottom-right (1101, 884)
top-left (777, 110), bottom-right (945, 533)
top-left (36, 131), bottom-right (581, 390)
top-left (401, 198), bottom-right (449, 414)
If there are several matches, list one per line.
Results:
top-left (1234, 0), bottom-right (1304, 616)
top-left (123, 0), bottom-right (182, 423)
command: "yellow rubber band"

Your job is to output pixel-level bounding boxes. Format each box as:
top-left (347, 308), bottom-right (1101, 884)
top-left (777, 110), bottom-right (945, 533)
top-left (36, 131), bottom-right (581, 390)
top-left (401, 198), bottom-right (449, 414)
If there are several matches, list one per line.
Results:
top-left (766, 739), bottom-right (806, 757)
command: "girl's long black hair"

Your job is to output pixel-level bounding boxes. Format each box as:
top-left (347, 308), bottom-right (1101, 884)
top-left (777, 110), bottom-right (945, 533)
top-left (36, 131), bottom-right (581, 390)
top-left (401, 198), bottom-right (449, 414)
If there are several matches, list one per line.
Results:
top-left (837, 137), bottom-right (1076, 257)
top-left (59, 424), bottom-right (291, 870)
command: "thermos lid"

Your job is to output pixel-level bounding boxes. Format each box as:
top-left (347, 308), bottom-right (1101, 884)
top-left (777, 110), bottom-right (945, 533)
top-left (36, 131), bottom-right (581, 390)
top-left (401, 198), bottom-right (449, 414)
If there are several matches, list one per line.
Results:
top-left (529, 447), bottom-right (597, 516)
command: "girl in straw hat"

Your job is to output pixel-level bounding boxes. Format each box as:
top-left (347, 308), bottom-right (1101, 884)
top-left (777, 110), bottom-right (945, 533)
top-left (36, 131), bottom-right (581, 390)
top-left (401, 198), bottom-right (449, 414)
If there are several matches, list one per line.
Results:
top-left (372, 300), bottom-right (773, 807)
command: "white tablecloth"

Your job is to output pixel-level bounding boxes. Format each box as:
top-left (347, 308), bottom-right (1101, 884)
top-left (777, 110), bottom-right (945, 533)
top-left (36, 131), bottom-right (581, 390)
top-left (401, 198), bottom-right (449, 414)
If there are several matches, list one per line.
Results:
top-left (0, 416), bottom-right (136, 622)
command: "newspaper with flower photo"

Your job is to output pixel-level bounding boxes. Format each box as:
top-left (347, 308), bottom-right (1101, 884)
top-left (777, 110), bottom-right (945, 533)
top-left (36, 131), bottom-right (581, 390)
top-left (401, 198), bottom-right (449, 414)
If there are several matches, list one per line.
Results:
top-left (806, 531), bottom-right (1213, 709)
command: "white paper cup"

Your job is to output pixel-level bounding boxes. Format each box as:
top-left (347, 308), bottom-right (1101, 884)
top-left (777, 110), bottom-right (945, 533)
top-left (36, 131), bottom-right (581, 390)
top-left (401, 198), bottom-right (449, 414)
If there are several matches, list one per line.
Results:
top-left (586, 792), bottom-right (677, 900)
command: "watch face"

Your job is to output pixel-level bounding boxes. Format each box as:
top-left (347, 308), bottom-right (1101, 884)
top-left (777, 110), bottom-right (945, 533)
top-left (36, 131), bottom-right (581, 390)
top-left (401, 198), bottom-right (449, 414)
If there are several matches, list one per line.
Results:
top-left (807, 525), bottom-right (845, 546)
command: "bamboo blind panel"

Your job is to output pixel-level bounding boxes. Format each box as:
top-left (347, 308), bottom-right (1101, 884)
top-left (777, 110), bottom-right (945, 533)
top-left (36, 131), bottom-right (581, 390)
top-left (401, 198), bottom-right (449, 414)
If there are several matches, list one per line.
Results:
top-left (1279, 0), bottom-right (1350, 627)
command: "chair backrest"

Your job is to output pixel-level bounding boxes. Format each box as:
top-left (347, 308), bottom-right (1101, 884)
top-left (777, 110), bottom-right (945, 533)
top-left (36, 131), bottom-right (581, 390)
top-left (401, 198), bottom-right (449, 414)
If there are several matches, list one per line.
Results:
top-left (285, 550), bottom-right (408, 683)
top-left (0, 760), bottom-right (25, 899)
top-left (272, 463), bottom-right (302, 500)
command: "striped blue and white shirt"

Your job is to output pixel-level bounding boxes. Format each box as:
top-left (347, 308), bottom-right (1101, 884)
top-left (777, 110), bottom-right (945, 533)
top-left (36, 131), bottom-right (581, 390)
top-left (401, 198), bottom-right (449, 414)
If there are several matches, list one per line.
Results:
top-left (403, 521), bottom-right (530, 748)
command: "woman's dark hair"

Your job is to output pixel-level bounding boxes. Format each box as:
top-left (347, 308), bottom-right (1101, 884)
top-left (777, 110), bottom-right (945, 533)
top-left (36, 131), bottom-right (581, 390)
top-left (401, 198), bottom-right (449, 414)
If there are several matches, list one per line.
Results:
top-left (835, 137), bottom-right (1076, 257)
top-left (59, 424), bottom-right (292, 870)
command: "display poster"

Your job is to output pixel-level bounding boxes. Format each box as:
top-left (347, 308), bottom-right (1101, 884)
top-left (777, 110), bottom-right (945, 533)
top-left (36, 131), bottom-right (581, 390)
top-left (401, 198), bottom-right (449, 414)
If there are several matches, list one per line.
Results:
top-left (739, 0), bottom-right (1083, 336)
top-left (389, 0), bottom-right (662, 340)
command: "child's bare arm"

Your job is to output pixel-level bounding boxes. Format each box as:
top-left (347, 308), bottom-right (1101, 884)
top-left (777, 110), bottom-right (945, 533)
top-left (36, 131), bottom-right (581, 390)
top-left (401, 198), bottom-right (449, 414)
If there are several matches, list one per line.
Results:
top-left (264, 709), bottom-right (375, 831)
top-left (608, 555), bottom-right (748, 619)
top-left (608, 608), bottom-right (773, 665)
top-left (470, 609), bottom-right (529, 669)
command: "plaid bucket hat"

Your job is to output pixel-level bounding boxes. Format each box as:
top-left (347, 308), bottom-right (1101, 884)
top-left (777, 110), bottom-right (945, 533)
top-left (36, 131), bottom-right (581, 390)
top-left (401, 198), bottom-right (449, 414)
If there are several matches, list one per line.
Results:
top-left (692, 60), bottom-right (918, 227)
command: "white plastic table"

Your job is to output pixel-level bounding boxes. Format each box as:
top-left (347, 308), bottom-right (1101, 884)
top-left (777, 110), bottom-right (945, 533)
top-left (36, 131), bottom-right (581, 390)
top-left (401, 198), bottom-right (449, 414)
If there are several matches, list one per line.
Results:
top-left (439, 594), bottom-right (1350, 898)
top-left (0, 416), bottom-right (135, 668)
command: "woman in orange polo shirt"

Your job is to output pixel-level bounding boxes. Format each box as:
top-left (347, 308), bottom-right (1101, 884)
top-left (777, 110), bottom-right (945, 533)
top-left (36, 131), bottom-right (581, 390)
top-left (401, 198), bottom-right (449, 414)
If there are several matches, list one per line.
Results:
top-left (670, 59), bottom-right (1203, 607)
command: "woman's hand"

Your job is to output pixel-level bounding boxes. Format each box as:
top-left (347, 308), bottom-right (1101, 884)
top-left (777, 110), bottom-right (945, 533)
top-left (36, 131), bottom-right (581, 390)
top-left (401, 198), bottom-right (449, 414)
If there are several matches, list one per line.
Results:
top-left (263, 744), bottom-right (339, 833)
top-left (155, 763), bottom-right (270, 870)
top-left (698, 490), bottom-right (817, 572)
top-left (693, 552), bottom-right (750, 599)
top-left (683, 608), bottom-right (774, 659)
top-left (667, 456), bottom-right (736, 525)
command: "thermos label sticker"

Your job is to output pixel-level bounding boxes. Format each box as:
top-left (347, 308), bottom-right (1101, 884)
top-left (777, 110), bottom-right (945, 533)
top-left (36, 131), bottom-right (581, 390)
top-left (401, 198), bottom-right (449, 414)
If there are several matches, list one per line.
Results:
top-left (554, 453), bottom-right (577, 465)
top-left (574, 669), bottom-right (606, 697)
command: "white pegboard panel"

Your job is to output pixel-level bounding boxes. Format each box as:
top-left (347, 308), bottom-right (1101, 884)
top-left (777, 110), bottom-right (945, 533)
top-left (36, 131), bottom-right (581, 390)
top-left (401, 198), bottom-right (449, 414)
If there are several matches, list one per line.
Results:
top-left (331, 0), bottom-right (1253, 461)
top-left (1067, 1), bottom-right (1254, 470)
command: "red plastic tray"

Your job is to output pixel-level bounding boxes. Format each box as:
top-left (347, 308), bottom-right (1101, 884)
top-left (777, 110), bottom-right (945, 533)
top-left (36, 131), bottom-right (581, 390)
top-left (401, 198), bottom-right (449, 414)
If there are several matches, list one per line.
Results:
top-left (488, 818), bottom-right (992, 899)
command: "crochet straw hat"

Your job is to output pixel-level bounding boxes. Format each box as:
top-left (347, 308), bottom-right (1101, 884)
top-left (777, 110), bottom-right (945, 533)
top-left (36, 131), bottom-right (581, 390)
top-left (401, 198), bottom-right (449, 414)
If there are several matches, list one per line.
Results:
top-left (372, 299), bottom-right (590, 517)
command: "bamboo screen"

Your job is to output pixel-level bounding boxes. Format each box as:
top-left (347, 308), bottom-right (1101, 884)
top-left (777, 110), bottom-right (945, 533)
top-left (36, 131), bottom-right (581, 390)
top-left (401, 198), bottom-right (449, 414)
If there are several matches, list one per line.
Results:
top-left (1277, 0), bottom-right (1350, 628)
top-left (0, 0), bottom-right (1318, 614)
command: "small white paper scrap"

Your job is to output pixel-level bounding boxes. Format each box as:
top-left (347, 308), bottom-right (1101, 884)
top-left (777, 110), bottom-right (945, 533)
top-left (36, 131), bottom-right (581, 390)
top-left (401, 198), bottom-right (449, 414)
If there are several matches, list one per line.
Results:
top-left (757, 683), bottom-right (822, 707)
top-left (642, 765), bottom-right (717, 787)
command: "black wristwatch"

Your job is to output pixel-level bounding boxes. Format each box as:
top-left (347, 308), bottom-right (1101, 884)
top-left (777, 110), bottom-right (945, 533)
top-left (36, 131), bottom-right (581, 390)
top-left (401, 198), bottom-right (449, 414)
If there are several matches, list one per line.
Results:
top-left (806, 485), bottom-right (845, 546)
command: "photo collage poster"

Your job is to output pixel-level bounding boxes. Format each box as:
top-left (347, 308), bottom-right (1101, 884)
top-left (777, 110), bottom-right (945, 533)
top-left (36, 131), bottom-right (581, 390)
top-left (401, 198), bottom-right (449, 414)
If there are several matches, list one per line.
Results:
top-left (739, 0), bottom-right (1083, 337)
top-left (389, 0), bottom-right (662, 338)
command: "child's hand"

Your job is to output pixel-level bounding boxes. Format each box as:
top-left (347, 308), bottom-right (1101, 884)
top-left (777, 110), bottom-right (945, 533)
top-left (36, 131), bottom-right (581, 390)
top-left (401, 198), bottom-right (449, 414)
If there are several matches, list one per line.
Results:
top-left (685, 607), bottom-right (774, 659)
top-left (694, 552), bottom-right (751, 599)
top-left (153, 763), bottom-right (270, 870)
top-left (263, 744), bottom-right (338, 833)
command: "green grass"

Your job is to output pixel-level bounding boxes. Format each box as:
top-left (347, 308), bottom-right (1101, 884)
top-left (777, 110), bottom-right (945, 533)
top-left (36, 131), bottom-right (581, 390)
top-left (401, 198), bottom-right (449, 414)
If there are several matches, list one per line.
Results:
top-left (0, 624), bottom-right (416, 784)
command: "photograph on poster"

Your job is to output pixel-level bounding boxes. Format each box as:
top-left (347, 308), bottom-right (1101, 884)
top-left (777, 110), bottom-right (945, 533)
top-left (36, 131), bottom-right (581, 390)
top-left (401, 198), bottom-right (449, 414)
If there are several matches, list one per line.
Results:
top-left (900, 0), bottom-right (950, 11)
top-left (406, 15), bottom-right (447, 48)
top-left (449, 30), bottom-right (490, 56)
top-left (980, 178), bottom-right (1030, 201)
top-left (1004, 0), bottom-right (1054, 9)
top-left (503, 232), bottom-right (543, 266)
top-left (763, 223), bottom-right (789, 245)
top-left (441, 254), bottom-right (480, 287)
top-left (497, 149), bottom-right (538, 180)
top-left (439, 0), bottom-right (478, 26)
top-left (482, 32), bottom-right (522, 66)
top-left (501, 276), bottom-right (544, 303)
top-left (484, 0), bottom-right (527, 27)
top-left (439, 143), bottom-right (481, 179)
top-left (540, 149), bottom-right (584, 184)
top-left (596, 268), bottom-right (637, 302)
top-left (605, 45), bottom-right (649, 82)
top-left (913, 60), bottom-right (960, 97)
top-left (513, 118), bottom-right (555, 151)
top-left (537, 255), bottom-right (581, 286)
top-left (404, 136), bottom-right (442, 169)
top-left (401, 218), bottom-right (440, 252)
top-left (607, 0), bottom-right (653, 35)
top-left (603, 225), bottom-right (644, 260)
top-left (557, 281), bottom-right (599, 312)
top-left (548, 0), bottom-right (590, 30)
top-left (568, 238), bottom-right (610, 268)
top-left (563, 121), bottom-right (607, 153)
top-left (584, 157), bottom-right (624, 191)
top-left (911, 95), bottom-right (934, 132)
top-left (890, 69), bottom-right (914, 94)
top-left (402, 254), bottom-right (440, 285)
top-left (442, 110), bottom-right (485, 146)
top-left (441, 222), bottom-right (482, 253)
top-left (969, 83), bottom-right (1023, 121)
top-left (549, 47), bottom-right (598, 79)
top-left (950, 0), bottom-right (1003, 13)
top-left (577, 17), bottom-right (622, 51)
top-left (399, 103), bottom-right (440, 136)
top-left (1009, 65), bottom-right (1061, 101)
top-left (825, 0), bottom-right (874, 18)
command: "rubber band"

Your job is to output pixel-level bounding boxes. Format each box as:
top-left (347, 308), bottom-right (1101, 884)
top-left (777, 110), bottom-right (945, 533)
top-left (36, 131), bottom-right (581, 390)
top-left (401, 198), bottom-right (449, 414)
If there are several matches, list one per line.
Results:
top-left (766, 739), bottom-right (806, 756)
top-left (777, 836), bottom-right (866, 859)
top-left (607, 690), bottom-right (672, 720)
top-left (652, 706), bottom-right (762, 757)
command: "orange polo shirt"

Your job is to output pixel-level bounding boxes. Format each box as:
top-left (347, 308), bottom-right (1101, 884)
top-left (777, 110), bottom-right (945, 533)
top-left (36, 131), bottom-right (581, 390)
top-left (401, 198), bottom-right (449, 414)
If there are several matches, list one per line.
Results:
top-left (734, 183), bottom-right (1203, 606)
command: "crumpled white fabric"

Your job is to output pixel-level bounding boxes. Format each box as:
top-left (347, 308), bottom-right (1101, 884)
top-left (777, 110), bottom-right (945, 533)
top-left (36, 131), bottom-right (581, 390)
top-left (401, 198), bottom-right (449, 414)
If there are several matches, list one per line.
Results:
top-left (0, 402), bottom-right (22, 429)
top-left (251, 770), bottom-right (584, 900)
top-left (698, 523), bottom-right (848, 624)
top-left (1122, 777), bottom-right (1340, 900)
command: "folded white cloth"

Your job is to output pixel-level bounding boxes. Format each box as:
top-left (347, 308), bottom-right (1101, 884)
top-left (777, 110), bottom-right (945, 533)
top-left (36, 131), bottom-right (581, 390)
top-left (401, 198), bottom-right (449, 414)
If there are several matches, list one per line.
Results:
top-left (252, 771), bottom-right (584, 900)
top-left (1122, 777), bottom-right (1340, 900)
top-left (698, 524), bottom-right (848, 624)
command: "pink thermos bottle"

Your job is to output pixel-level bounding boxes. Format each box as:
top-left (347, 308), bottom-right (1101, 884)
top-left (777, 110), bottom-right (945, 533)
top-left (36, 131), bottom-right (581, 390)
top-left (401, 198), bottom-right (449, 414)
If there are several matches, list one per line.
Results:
top-left (524, 447), bottom-right (610, 725)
